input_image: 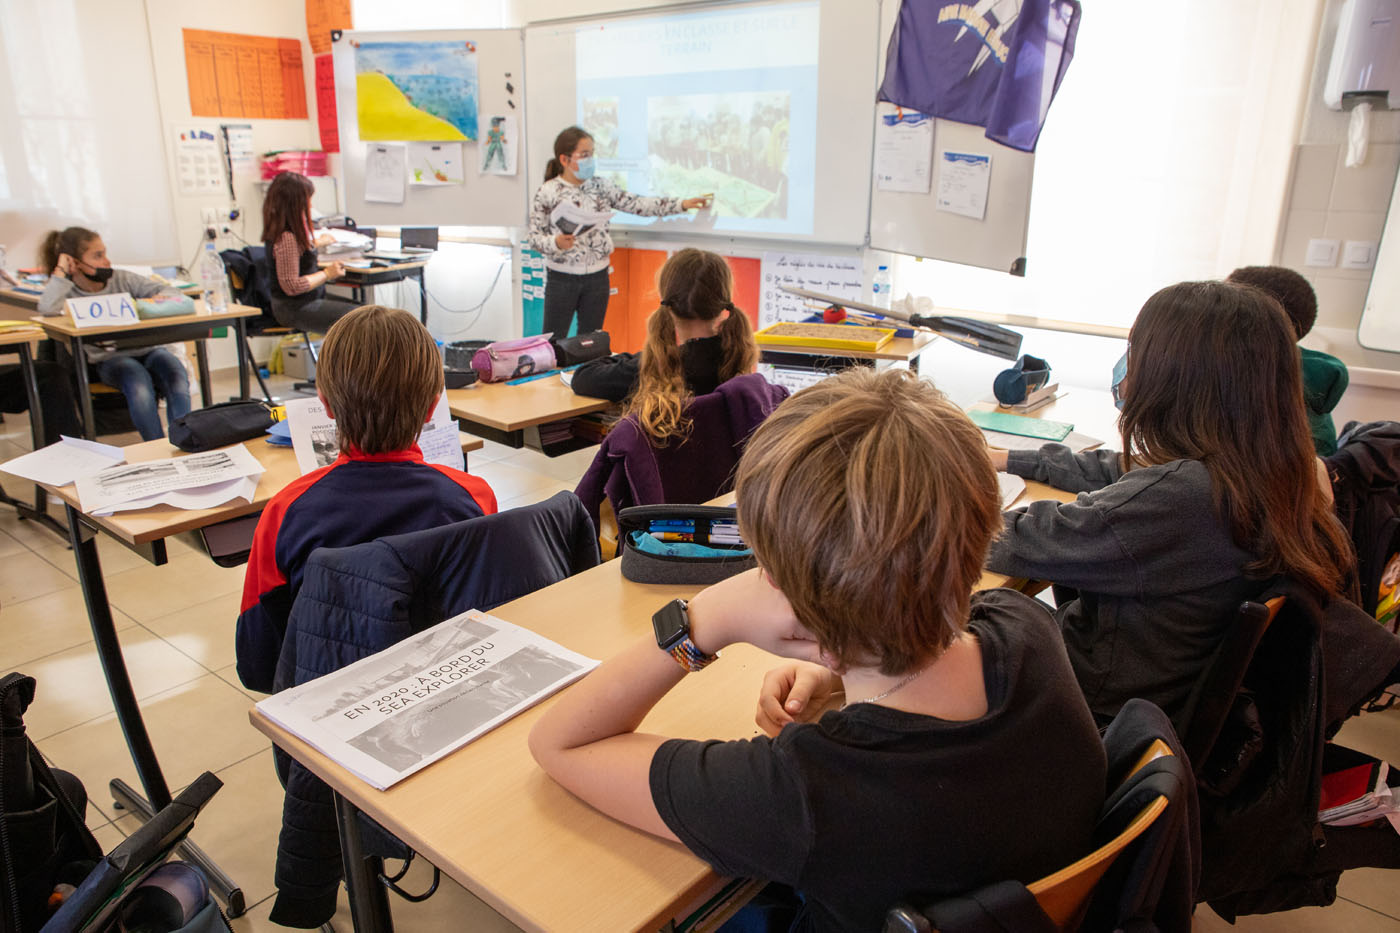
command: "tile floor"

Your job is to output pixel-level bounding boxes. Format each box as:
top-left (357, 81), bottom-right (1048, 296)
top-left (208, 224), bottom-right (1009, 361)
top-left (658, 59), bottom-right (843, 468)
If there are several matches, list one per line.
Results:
top-left (1, 370), bottom-right (1397, 931)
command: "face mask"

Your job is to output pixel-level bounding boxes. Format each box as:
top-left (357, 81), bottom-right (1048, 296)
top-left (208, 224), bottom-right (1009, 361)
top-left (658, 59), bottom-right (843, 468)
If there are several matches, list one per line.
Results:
top-left (574, 156), bottom-right (596, 181)
top-left (1110, 349), bottom-right (1128, 411)
top-left (83, 264), bottom-right (114, 284)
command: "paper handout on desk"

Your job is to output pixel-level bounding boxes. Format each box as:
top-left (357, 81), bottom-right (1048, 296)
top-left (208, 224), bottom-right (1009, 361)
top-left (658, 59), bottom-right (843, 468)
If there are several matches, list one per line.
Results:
top-left (91, 476), bottom-right (260, 516)
top-left (74, 444), bottom-right (264, 513)
top-left (0, 436), bottom-right (124, 486)
top-left (550, 201), bottom-right (612, 237)
top-left (255, 609), bottom-right (599, 790)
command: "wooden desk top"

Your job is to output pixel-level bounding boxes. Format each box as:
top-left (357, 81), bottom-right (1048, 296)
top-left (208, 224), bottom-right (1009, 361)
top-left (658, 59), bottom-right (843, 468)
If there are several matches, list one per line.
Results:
top-left (248, 477), bottom-right (1078, 933)
top-left (30, 302), bottom-right (259, 339)
top-left (0, 326), bottom-right (46, 347)
top-left (762, 330), bottom-right (937, 364)
top-left (40, 433), bottom-right (485, 546)
top-left (1, 282), bottom-right (202, 308)
top-left (446, 378), bottom-right (612, 433)
top-left (325, 260), bottom-right (429, 275)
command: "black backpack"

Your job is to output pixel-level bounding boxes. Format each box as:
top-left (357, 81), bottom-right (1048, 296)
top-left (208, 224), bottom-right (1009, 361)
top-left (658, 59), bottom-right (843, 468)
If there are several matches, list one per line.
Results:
top-left (1326, 421), bottom-right (1400, 633)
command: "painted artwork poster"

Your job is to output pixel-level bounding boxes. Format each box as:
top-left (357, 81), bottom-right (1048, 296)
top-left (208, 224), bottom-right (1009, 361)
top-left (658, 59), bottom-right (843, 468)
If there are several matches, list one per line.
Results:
top-left (354, 39), bottom-right (479, 142)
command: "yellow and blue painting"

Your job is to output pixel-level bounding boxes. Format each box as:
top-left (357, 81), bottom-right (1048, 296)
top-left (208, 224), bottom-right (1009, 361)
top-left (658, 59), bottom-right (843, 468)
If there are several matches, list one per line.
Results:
top-left (354, 40), bottom-right (478, 142)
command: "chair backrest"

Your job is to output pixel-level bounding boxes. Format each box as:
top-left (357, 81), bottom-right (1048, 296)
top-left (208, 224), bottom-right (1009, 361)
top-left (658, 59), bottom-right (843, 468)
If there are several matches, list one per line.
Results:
top-left (1180, 597), bottom-right (1285, 767)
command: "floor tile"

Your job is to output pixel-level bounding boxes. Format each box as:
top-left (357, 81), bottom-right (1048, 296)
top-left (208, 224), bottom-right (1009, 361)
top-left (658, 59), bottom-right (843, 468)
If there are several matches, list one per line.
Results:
top-left (215, 663), bottom-right (268, 703)
top-left (145, 591), bottom-right (244, 672)
top-left (0, 585), bottom-right (138, 670)
top-left (36, 673), bottom-right (270, 823)
top-left (1194, 900), bottom-right (1400, 930)
top-left (469, 438), bottom-right (524, 464)
top-left (0, 500), bottom-right (70, 550)
top-left (497, 480), bottom-right (578, 513)
top-left (91, 820), bottom-right (126, 853)
top-left (33, 532), bottom-right (160, 581)
top-left (470, 459), bottom-right (569, 503)
top-left (1333, 706), bottom-right (1400, 763)
top-left (103, 551), bottom-right (245, 622)
top-left (0, 550), bottom-right (79, 604)
top-left (523, 444), bottom-right (597, 483)
top-left (0, 527), bottom-right (27, 557)
top-left (23, 626), bottom-right (208, 740)
top-left (1338, 868), bottom-right (1400, 922)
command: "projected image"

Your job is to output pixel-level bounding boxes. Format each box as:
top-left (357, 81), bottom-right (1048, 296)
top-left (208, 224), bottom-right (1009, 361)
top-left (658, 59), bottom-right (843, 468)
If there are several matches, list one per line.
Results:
top-left (583, 97), bottom-right (620, 158)
top-left (646, 93), bottom-right (790, 220)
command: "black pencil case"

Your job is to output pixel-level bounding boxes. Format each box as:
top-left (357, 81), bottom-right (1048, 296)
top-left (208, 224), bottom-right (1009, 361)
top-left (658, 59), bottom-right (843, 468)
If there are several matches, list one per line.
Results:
top-left (551, 330), bottom-right (610, 366)
top-left (169, 401), bottom-right (277, 452)
top-left (618, 504), bottom-right (755, 585)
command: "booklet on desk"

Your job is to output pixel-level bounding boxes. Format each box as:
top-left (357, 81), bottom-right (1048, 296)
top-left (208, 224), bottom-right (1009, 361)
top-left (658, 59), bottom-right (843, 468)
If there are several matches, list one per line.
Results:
top-left (256, 610), bottom-right (599, 790)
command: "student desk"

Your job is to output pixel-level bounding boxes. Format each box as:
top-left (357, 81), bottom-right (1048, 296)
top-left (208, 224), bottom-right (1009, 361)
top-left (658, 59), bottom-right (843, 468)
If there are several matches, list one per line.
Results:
top-left (445, 377), bottom-right (612, 453)
top-left (0, 327), bottom-right (67, 536)
top-left (33, 432), bottom-right (484, 917)
top-left (760, 330), bottom-right (937, 375)
top-left (329, 260), bottom-right (429, 324)
top-left (247, 476), bottom-right (1078, 933)
top-left (1, 281), bottom-right (202, 312)
top-left (30, 303), bottom-right (262, 439)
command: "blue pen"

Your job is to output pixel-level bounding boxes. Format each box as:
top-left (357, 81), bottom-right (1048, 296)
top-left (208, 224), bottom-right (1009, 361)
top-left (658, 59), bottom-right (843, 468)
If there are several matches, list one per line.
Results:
top-left (505, 364), bottom-right (582, 386)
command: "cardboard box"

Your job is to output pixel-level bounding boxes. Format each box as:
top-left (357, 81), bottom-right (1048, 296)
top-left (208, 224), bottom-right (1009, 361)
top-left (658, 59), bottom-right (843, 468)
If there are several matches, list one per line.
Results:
top-left (283, 341), bottom-right (322, 380)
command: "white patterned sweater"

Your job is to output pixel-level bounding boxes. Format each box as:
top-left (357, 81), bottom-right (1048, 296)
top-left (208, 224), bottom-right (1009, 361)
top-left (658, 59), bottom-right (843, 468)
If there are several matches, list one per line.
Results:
top-left (528, 176), bottom-right (682, 275)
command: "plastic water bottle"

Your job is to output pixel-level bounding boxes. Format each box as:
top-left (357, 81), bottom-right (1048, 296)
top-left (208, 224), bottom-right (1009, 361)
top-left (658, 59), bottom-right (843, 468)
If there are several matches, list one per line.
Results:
top-left (871, 264), bottom-right (892, 310)
top-left (199, 230), bottom-right (230, 313)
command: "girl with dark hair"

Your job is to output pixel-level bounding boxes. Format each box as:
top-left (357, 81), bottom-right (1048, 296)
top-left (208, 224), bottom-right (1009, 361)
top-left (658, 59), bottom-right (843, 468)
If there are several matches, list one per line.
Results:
top-left (573, 248), bottom-right (760, 439)
top-left (987, 280), bottom-right (1356, 729)
top-left (528, 126), bottom-right (711, 337)
top-left (261, 171), bottom-right (357, 334)
top-left (36, 226), bottom-right (190, 441)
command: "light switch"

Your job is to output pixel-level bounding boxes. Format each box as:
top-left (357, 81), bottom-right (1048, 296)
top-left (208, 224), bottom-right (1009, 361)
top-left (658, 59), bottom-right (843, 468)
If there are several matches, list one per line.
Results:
top-left (1341, 240), bottom-right (1377, 271)
top-left (1305, 238), bottom-right (1340, 267)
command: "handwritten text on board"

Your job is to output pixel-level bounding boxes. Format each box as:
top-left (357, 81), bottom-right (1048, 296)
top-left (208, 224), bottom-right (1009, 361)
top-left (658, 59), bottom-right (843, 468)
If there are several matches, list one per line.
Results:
top-left (66, 293), bottom-right (139, 329)
top-left (758, 252), bottom-right (864, 329)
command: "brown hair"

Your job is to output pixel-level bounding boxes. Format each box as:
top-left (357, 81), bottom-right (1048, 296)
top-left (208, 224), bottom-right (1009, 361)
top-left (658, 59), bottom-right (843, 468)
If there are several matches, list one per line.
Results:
top-left (1119, 280), bottom-right (1352, 597)
top-left (735, 368), bottom-right (1002, 675)
top-left (317, 305), bottom-right (444, 455)
top-left (1226, 265), bottom-right (1319, 338)
top-left (544, 126), bottom-right (593, 182)
top-left (260, 171), bottom-right (315, 253)
top-left (626, 248), bottom-right (758, 441)
top-left (39, 227), bottom-right (100, 274)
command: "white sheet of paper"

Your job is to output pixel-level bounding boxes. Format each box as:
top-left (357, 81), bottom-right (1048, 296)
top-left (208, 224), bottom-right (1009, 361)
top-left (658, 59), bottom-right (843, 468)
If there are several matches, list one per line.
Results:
top-left (75, 444), bottom-right (264, 513)
top-left (936, 151), bottom-right (992, 220)
top-left (997, 472), bottom-right (1026, 509)
top-left (477, 114), bottom-right (517, 176)
top-left (415, 395), bottom-right (465, 472)
top-left (91, 476), bottom-right (258, 516)
top-left (364, 144), bottom-right (407, 204)
top-left (0, 436), bottom-right (124, 486)
top-left (224, 124), bottom-right (256, 177)
top-left (174, 128), bottom-right (225, 196)
top-left (287, 394), bottom-right (465, 476)
top-left (408, 142), bottom-right (464, 186)
top-left (875, 109), bottom-right (934, 194)
top-left (758, 251), bottom-right (864, 329)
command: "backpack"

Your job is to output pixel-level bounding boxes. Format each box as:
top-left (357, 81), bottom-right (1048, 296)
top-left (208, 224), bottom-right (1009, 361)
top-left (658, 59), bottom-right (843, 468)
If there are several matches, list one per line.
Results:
top-left (1326, 420), bottom-right (1400, 633)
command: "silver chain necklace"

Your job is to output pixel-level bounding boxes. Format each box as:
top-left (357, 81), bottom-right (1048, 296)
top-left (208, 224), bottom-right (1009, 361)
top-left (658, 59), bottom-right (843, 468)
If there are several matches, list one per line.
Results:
top-left (843, 664), bottom-right (929, 709)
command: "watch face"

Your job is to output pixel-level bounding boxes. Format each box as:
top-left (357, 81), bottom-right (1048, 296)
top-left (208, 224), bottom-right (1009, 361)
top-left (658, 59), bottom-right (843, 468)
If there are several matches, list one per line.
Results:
top-left (652, 599), bottom-right (689, 650)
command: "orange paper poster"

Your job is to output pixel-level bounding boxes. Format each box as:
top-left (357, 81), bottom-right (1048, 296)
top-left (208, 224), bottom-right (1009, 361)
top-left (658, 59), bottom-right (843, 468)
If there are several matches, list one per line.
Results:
top-left (183, 29), bottom-right (309, 120)
top-left (315, 54), bottom-right (339, 153)
top-left (306, 0), bottom-right (353, 55)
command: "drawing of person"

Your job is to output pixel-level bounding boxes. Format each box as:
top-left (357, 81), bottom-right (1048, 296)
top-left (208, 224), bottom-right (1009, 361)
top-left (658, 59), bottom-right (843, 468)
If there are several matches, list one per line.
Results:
top-left (483, 116), bottom-right (508, 171)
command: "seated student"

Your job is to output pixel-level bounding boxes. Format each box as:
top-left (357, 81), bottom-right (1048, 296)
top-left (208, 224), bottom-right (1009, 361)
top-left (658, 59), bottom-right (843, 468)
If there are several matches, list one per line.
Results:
top-left (236, 304), bottom-right (497, 693)
top-left (261, 171), bottom-right (357, 334)
top-left (571, 247), bottom-right (757, 404)
top-left (1227, 264), bottom-right (1348, 455)
top-left (35, 227), bottom-right (191, 441)
top-left (532, 368), bottom-right (1106, 933)
top-left (987, 280), bottom-right (1354, 730)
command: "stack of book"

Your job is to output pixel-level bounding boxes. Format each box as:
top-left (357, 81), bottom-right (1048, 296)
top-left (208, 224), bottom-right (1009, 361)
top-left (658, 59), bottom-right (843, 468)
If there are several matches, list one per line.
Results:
top-left (1319, 746), bottom-right (1399, 831)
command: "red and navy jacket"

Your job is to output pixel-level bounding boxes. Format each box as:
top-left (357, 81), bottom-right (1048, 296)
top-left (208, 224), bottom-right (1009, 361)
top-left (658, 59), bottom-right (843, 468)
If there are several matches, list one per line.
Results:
top-left (235, 445), bottom-right (496, 693)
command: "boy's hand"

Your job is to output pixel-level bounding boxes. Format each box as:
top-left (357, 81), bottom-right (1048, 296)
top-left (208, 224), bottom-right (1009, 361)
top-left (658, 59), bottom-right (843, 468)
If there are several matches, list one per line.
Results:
top-left (755, 662), bottom-right (840, 737)
top-left (687, 568), bottom-right (821, 664)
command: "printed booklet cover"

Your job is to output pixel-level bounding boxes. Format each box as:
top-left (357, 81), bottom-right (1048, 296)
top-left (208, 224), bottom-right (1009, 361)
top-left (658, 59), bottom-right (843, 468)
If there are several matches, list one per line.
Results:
top-left (256, 610), bottom-right (598, 789)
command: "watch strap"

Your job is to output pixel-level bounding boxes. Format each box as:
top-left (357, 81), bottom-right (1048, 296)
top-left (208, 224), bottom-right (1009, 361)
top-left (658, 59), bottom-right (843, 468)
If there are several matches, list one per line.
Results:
top-left (669, 635), bottom-right (718, 672)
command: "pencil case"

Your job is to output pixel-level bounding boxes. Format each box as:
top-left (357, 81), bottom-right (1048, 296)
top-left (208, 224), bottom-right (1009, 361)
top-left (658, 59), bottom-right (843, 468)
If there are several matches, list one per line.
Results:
top-left (618, 505), bottom-right (756, 585)
top-left (135, 295), bottom-right (196, 319)
top-left (472, 334), bottom-right (557, 383)
top-left (169, 400), bottom-right (277, 452)
top-left (551, 330), bottom-right (610, 366)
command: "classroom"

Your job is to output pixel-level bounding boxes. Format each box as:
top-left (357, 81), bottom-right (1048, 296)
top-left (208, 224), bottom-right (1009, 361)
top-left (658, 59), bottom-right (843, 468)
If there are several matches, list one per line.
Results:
top-left (0, 0), bottom-right (1398, 930)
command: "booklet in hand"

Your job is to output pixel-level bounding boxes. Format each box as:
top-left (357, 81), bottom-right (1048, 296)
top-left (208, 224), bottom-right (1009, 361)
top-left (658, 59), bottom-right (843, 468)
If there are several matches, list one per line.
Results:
top-left (550, 200), bottom-right (612, 238)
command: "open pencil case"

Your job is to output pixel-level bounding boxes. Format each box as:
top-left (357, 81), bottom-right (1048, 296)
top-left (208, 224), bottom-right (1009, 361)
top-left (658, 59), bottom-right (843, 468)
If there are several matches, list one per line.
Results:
top-left (618, 504), bottom-right (756, 585)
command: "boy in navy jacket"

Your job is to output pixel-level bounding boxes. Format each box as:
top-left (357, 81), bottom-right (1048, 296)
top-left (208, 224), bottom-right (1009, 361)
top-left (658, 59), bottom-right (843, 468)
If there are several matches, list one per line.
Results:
top-left (236, 304), bottom-right (496, 693)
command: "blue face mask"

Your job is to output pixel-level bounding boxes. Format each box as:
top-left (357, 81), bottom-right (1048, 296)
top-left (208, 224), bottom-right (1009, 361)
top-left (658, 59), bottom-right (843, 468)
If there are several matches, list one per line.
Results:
top-left (1110, 349), bottom-right (1128, 410)
top-left (574, 156), bottom-right (596, 181)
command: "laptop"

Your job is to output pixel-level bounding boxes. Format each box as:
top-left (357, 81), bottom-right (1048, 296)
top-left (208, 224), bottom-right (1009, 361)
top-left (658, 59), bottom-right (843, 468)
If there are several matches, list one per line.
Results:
top-left (400, 226), bottom-right (439, 253)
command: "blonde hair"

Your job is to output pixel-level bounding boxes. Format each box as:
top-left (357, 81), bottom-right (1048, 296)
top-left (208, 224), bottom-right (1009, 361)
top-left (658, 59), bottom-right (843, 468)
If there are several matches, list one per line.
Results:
top-left (317, 305), bottom-right (444, 455)
top-left (626, 248), bottom-right (758, 442)
top-left (735, 368), bottom-right (1002, 675)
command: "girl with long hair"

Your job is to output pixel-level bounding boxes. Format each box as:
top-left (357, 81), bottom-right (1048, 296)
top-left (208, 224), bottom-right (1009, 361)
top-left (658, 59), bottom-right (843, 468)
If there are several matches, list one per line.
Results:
top-left (528, 126), bottom-right (710, 337)
top-left (261, 171), bottom-right (356, 333)
top-left (987, 280), bottom-right (1355, 728)
top-left (574, 248), bottom-right (760, 440)
top-left (36, 226), bottom-right (190, 440)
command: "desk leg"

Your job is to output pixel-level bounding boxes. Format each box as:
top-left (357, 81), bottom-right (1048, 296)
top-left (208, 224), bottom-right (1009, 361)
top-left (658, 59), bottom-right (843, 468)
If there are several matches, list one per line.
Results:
top-left (334, 793), bottom-right (395, 933)
top-left (195, 340), bottom-right (213, 408)
top-left (72, 336), bottom-right (95, 440)
top-left (8, 345), bottom-right (68, 538)
top-left (64, 503), bottom-right (247, 917)
top-left (234, 316), bottom-right (250, 401)
top-left (416, 268), bottom-right (427, 326)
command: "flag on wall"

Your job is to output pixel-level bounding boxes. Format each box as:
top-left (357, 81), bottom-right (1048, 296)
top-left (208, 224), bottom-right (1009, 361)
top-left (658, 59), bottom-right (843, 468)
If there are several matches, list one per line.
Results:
top-left (878, 0), bottom-right (1081, 153)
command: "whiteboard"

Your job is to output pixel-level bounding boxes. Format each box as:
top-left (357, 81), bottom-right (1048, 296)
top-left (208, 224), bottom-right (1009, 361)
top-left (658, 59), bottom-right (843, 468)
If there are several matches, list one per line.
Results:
top-left (1358, 160), bottom-right (1400, 353)
top-left (332, 29), bottom-right (527, 228)
top-left (522, 0), bottom-right (878, 246)
top-left (865, 2), bottom-right (1036, 274)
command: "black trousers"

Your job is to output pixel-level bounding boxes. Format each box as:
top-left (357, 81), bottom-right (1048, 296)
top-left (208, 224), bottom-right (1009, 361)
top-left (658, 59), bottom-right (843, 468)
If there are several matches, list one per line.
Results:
top-left (543, 267), bottom-right (611, 337)
top-left (0, 360), bottom-right (84, 446)
top-left (271, 295), bottom-right (360, 334)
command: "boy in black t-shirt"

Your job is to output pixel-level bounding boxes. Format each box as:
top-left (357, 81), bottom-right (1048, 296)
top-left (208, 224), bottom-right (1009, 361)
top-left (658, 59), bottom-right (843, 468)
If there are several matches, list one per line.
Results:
top-left (530, 368), bottom-right (1106, 933)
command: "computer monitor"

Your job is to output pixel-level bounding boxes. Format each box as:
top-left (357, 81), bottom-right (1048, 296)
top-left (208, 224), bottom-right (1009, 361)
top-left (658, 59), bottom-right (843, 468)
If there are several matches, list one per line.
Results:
top-left (400, 226), bottom-right (439, 251)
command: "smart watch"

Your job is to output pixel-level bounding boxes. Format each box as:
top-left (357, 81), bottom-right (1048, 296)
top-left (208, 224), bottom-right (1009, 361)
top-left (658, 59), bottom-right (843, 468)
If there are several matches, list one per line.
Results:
top-left (651, 598), bottom-right (718, 672)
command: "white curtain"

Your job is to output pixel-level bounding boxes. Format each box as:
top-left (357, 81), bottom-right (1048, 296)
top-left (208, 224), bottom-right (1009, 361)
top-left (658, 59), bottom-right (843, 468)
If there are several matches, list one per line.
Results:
top-left (894, 0), bottom-right (1323, 331)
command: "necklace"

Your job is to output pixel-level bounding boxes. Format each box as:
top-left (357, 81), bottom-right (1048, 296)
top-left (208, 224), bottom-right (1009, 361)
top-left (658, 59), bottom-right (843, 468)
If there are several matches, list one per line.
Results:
top-left (843, 664), bottom-right (929, 709)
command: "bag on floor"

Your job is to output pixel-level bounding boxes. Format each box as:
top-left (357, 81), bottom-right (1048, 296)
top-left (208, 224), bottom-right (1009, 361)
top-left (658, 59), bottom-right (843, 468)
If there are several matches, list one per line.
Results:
top-left (471, 334), bottom-right (556, 383)
top-left (169, 401), bottom-right (277, 452)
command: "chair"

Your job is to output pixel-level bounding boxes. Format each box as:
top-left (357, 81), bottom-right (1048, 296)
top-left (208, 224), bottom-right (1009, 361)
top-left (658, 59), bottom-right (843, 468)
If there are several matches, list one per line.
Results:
top-left (222, 246), bottom-right (317, 400)
top-left (885, 699), bottom-right (1196, 933)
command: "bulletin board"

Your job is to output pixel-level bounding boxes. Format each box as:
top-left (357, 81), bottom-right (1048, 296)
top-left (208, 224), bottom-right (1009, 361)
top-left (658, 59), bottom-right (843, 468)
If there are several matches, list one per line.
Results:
top-left (331, 29), bottom-right (527, 228)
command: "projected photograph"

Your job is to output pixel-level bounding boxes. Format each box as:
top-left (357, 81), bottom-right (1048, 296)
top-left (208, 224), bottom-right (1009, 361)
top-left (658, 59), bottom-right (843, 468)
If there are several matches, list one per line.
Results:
top-left (583, 97), bottom-right (620, 158)
top-left (354, 40), bottom-right (478, 142)
top-left (646, 92), bottom-right (791, 220)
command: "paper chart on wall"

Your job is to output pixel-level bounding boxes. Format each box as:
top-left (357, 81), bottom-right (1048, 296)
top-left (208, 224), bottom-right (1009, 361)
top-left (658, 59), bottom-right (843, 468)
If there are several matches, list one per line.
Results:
top-left (935, 151), bottom-right (992, 221)
top-left (182, 29), bottom-right (308, 120)
top-left (364, 143), bottom-right (406, 203)
top-left (408, 142), bottom-right (464, 186)
top-left (223, 124), bottom-right (256, 177)
top-left (478, 114), bottom-right (516, 176)
top-left (354, 40), bottom-right (479, 142)
top-left (174, 129), bottom-right (224, 195)
top-left (875, 109), bottom-right (934, 194)
top-left (758, 251), bottom-right (864, 329)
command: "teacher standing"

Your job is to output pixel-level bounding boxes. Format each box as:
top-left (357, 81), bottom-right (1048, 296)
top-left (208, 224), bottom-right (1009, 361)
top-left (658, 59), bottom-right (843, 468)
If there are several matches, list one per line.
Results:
top-left (529, 126), bottom-right (710, 337)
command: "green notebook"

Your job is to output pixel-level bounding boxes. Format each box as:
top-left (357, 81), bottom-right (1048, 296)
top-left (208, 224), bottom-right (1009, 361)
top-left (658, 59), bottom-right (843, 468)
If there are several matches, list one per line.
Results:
top-left (968, 409), bottom-right (1074, 441)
